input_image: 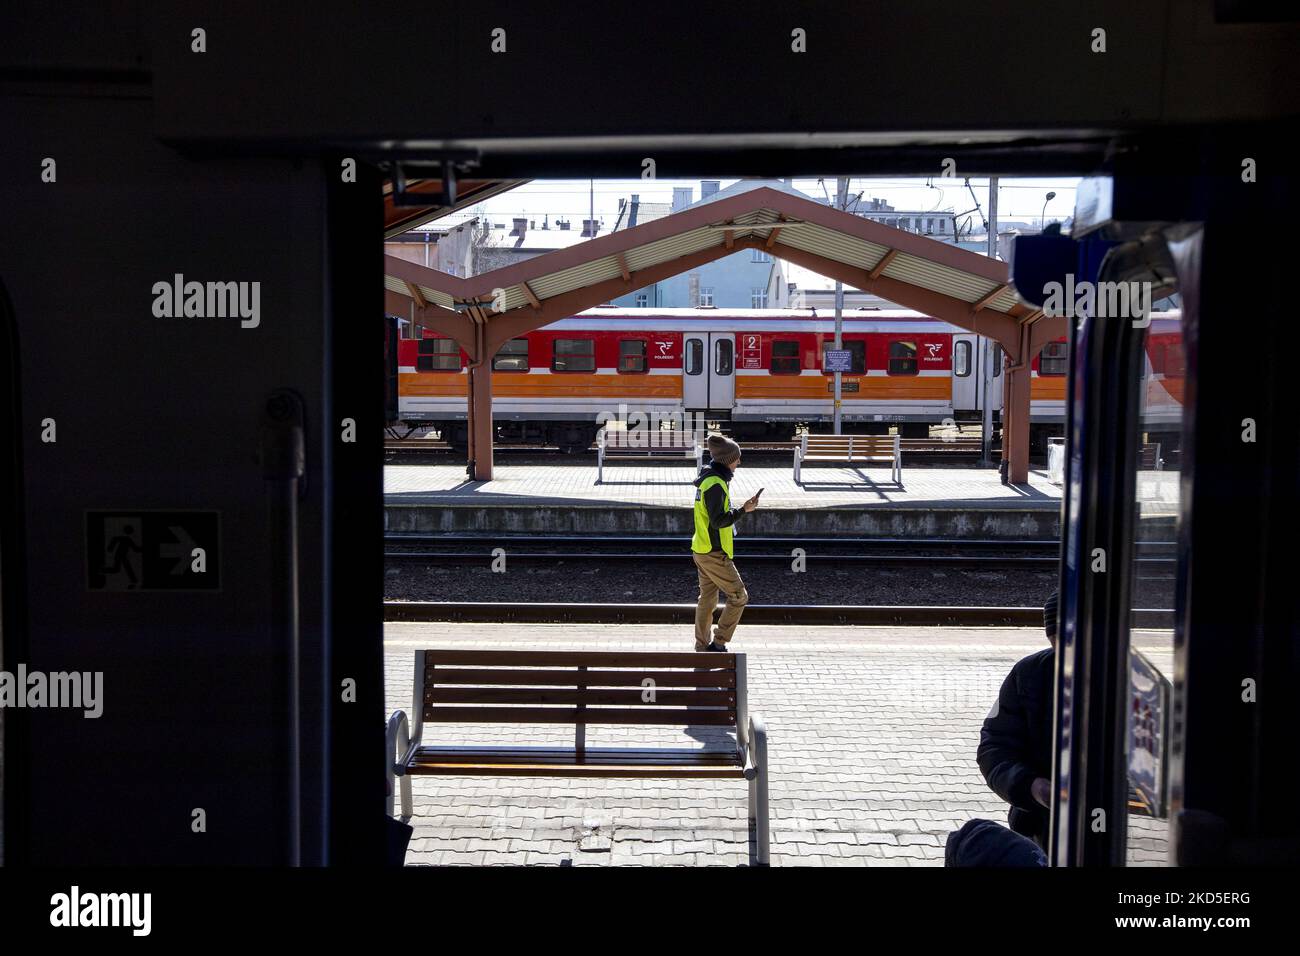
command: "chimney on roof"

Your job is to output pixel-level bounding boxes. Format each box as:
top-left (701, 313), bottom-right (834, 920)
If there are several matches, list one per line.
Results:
top-left (557, 218), bottom-right (570, 230)
top-left (629, 194), bottom-right (640, 227)
top-left (701, 180), bottom-right (720, 200)
top-left (581, 219), bottom-right (598, 237)
top-left (672, 186), bottom-right (692, 210)
top-left (509, 217), bottom-right (527, 237)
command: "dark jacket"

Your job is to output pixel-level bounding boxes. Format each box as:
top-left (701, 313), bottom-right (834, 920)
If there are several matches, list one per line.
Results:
top-left (977, 647), bottom-right (1055, 847)
top-left (692, 459), bottom-right (746, 553)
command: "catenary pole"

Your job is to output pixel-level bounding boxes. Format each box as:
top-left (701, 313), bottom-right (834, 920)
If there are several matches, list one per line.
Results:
top-left (982, 177), bottom-right (998, 466)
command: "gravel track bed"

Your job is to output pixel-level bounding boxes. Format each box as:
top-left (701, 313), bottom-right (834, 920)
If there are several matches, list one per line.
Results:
top-left (385, 559), bottom-right (1144, 607)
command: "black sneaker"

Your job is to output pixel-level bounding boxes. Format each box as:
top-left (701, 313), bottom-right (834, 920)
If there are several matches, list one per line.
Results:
top-left (702, 641), bottom-right (730, 652)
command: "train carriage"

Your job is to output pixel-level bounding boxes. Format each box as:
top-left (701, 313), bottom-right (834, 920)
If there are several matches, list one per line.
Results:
top-left (388, 307), bottom-right (1180, 453)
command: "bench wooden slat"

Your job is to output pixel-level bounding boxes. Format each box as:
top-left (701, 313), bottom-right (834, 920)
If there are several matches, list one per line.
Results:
top-left (408, 746), bottom-right (744, 778)
top-left (426, 687), bottom-right (736, 706)
top-left (412, 746), bottom-right (742, 763)
top-left (407, 762), bottom-right (744, 779)
top-left (424, 667), bottom-right (737, 688)
top-left (421, 705), bottom-right (737, 725)
top-left (424, 649), bottom-right (734, 668)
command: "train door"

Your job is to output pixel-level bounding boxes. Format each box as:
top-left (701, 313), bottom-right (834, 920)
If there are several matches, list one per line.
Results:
top-left (682, 332), bottom-right (735, 412)
top-left (951, 335), bottom-right (1004, 413)
top-left (952, 334), bottom-right (978, 410)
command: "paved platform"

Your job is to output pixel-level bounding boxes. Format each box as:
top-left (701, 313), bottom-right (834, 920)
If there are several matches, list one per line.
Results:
top-left (385, 463), bottom-right (1067, 538)
top-left (386, 622), bottom-right (1172, 866)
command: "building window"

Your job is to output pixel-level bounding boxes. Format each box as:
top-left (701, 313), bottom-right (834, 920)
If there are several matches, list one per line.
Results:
top-left (888, 340), bottom-right (918, 375)
top-left (823, 340), bottom-right (866, 374)
top-left (771, 339), bottom-right (801, 375)
top-left (552, 338), bottom-right (595, 372)
top-left (492, 337), bottom-right (529, 372)
top-left (417, 337), bottom-right (460, 372)
top-left (1039, 341), bottom-right (1069, 376)
top-left (619, 339), bottom-right (647, 373)
top-left (954, 340), bottom-right (972, 377)
top-left (685, 338), bottom-right (704, 375)
top-left (751, 249), bottom-right (771, 263)
top-left (751, 287), bottom-right (768, 309)
top-left (700, 287), bottom-right (714, 307)
top-left (634, 293), bottom-right (648, 307)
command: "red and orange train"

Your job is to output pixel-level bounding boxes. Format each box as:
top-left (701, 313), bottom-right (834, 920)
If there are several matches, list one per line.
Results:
top-left (384, 307), bottom-right (1183, 453)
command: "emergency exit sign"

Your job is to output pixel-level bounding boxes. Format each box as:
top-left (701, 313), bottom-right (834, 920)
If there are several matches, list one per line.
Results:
top-left (86, 511), bottom-right (221, 591)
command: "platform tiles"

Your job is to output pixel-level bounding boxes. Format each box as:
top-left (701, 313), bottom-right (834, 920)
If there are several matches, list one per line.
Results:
top-left (385, 463), bottom-right (1063, 510)
top-left (385, 623), bottom-right (1171, 867)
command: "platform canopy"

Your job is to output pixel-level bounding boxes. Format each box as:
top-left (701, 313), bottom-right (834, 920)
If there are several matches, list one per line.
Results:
top-left (383, 185), bottom-right (1064, 483)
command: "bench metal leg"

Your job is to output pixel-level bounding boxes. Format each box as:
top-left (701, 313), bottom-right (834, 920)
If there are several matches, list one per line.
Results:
top-left (748, 714), bottom-right (770, 865)
top-left (793, 450), bottom-right (801, 485)
top-left (387, 710), bottom-right (412, 822)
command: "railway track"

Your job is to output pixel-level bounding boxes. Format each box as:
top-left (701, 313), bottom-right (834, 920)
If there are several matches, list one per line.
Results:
top-left (383, 534), bottom-right (1175, 573)
top-left (382, 601), bottom-right (1176, 628)
top-left (383, 534), bottom-right (1173, 567)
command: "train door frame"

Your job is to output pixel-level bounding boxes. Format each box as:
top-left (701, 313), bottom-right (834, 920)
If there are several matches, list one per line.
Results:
top-left (952, 334), bottom-right (979, 412)
top-left (682, 331), bottom-right (735, 414)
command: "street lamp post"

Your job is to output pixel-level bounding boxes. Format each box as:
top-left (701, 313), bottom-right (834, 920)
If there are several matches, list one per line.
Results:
top-left (1040, 190), bottom-right (1056, 230)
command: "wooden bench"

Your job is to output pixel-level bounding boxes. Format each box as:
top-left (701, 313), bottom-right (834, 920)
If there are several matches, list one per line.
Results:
top-left (596, 428), bottom-right (703, 484)
top-left (794, 433), bottom-right (901, 485)
top-left (387, 649), bottom-right (771, 864)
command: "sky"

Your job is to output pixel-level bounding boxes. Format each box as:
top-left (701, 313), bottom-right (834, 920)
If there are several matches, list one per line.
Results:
top-left (428, 176), bottom-right (1083, 234)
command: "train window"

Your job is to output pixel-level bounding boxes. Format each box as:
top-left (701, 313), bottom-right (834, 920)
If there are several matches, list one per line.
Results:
top-left (715, 338), bottom-right (734, 375)
top-left (685, 338), bottom-right (703, 375)
top-left (993, 345), bottom-right (1003, 377)
top-left (552, 338), bottom-right (595, 372)
top-left (416, 337), bottom-right (460, 372)
top-left (619, 339), bottom-right (647, 373)
top-left (492, 338), bottom-right (529, 372)
top-left (887, 340), bottom-right (918, 375)
top-left (771, 340), bottom-right (801, 375)
top-left (822, 340), bottom-right (865, 374)
top-left (1039, 341), bottom-right (1069, 376)
top-left (954, 340), bottom-right (971, 377)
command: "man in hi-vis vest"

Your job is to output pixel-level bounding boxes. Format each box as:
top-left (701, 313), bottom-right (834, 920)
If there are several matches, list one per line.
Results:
top-left (691, 434), bottom-right (761, 651)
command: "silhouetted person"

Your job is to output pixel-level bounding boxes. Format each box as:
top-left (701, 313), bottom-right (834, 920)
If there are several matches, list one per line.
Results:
top-left (690, 434), bottom-right (760, 651)
top-left (105, 524), bottom-right (142, 589)
top-left (945, 818), bottom-right (1048, 867)
top-left (977, 591), bottom-right (1059, 849)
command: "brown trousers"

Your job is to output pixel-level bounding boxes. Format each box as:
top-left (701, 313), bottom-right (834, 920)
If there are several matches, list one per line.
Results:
top-left (692, 550), bottom-right (749, 647)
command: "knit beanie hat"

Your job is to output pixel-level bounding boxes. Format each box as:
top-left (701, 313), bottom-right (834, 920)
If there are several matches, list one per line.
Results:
top-left (707, 433), bottom-right (741, 466)
top-left (1044, 590), bottom-right (1059, 642)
